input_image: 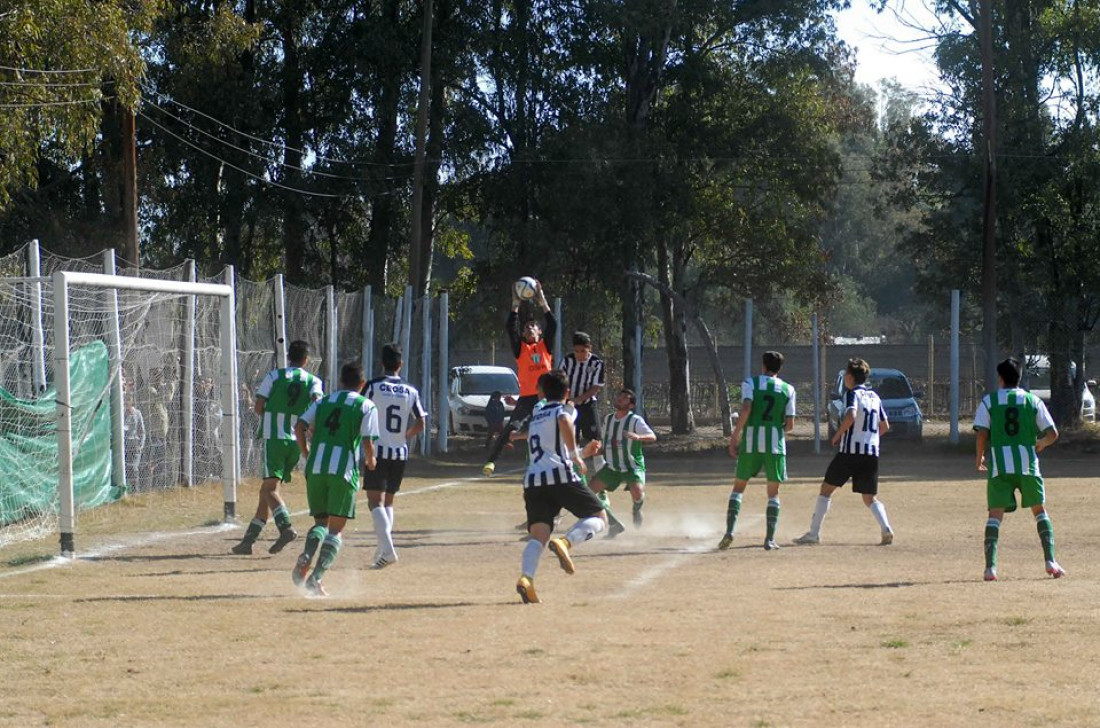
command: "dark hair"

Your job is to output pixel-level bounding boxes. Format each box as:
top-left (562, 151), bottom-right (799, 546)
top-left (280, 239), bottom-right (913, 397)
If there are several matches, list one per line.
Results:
top-left (381, 342), bottom-right (403, 373)
top-left (997, 357), bottom-right (1022, 388)
top-left (573, 331), bottom-right (592, 347)
top-left (538, 370), bottom-right (569, 401)
top-left (846, 358), bottom-right (870, 385)
top-left (490, 390), bottom-right (502, 399)
top-left (288, 340), bottom-right (311, 366)
top-left (762, 350), bottom-right (784, 374)
top-left (619, 388), bottom-right (637, 406)
top-left (340, 361), bottom-right (364, 389)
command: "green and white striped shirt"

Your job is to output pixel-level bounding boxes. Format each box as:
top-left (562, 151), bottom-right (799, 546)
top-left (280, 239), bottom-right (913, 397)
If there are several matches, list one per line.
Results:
top-left (739, 375), bottom-right (796, 455)
top-left (256, 367), bottom-right (323, 440)
top-left (973, 388), bottom-right (1055, 477)
top-left (300, 391), bottom-right (379, 486)
top-left (600, 410), bottom-right (654, 473)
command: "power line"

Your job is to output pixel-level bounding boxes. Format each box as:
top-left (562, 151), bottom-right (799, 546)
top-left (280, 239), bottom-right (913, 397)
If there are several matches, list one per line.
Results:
top-left (0, 79), bottom-right (103, 88)
top-left (140, 83), bottom-right (408, 170)
top-left (138, 110), bottom-right (388, 200)
top-left (0, 65), bottom-right (96, 75)
top-left (141, 98), bottom-right (414, 184)
top-left (0, 96), bottom-right (108, 109)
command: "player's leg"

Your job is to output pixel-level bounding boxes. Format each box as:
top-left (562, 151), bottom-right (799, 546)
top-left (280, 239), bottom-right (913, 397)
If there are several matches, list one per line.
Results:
top-left (855, 457), bottom-right (892, 544)
top-left (628, 475), bottom-right (646, 528)
top-left (591, 469), bottom-right (625, 537)
top-left (549, 481), bottom-right (607, 575)
top-left (796, 458), bottom-right (844, 544)
top-left (517, 490), bottom-right (555, 604)
top-left (267, 442), bottom-right (301, 553)
top-left (232, 476), bottom-right (274, 555)
top-left (306, 479), bottom-right (356, 594)
top-left (983, 506), bottom-right (1006, 581)
top-left (484, 396), bottom-right (537, 475)
top-left (763, 478), bottom-right (782, 551)
top-left (367, 487), bottom-right (391, 565)
top-left (1023, 475), bottom-right (1064, 578)
top-left (721, 454), bottom-right (763, 548)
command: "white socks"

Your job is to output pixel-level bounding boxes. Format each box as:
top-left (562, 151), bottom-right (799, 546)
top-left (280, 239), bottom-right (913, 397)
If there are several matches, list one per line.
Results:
top-left (809, 495), bottom-right (831, 537)
top-left (521, 539), bottom-right (543, 578)
top-left (593, 455), bottom-right (606, 472)
top-left (869, 501), bottom-right (892, 532)
top-left (385, 506), bottom-right (394, 531)
top-left (565, 516), bottom-right (606, 546)
top-left (371, 507), bottom-right (395, 558)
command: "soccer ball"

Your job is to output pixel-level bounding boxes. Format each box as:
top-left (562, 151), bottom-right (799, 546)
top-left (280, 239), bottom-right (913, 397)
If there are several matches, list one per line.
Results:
top-left (514, 276), bottom-right (538, 300)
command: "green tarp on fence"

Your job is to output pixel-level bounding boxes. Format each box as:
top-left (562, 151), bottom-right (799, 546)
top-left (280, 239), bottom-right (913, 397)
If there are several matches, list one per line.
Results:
top-left (0, 342), bottom-right (115, 527)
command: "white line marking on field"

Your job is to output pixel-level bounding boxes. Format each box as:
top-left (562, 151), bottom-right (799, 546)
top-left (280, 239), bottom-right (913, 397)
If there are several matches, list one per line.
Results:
top-left (610, 545), bottom-right (710, 600)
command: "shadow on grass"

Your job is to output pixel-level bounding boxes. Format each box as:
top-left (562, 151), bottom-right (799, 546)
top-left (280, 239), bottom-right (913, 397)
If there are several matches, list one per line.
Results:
top-left (285, 600), bottom-right (506, 614)
top-left (775, 581), bottom-right (920, 590)
top-left (74, 593), bottom-right (282, 603)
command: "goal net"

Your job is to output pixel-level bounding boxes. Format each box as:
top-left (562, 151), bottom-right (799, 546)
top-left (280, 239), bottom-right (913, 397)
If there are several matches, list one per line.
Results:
top-left (0, 271), bottom-right (238, 553)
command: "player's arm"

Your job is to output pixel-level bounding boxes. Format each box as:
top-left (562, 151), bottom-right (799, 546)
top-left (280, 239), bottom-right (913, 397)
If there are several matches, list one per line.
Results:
top-left (294, 420), bottom-right (310, 459)
top-left (831, 391), bottom-right (857, 445)
top-left (1037, 427), bottom-right (1059, 453)
top-left (406, 395), bottom-right (428, 439)
top-left (254, 370), bottom-right (276, 415)
top-left (559, 412), bottom-right (586, 476)
top-left (626, 419), bottom-right (657, 443)
top-left (729, 399), bottom-right (752, 457)
top-left (362, 405), bottom-right (379, 471)
top-left (974, 427), bottom-right (989, 471)
top-left (510, 429), bottom-right (529, 442)
top-left (784, 415), bottom-right (794, 434)
top-left (1035, 400), bottom-right (1058, 453)
top-left (506, 309), bottom-right (522, 358)
top-left (575, 382), bottom-right (602, 406)
top-left (254, 396), bottom-right (266, 416)
top-left (581, 439), bottom-right (601, 459)
top-left (785, 391), bottom-right (796, 433)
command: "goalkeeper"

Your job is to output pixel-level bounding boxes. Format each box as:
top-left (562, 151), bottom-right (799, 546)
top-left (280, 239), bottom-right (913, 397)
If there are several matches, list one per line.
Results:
top-left (231, 340), bottom-right (323, 555)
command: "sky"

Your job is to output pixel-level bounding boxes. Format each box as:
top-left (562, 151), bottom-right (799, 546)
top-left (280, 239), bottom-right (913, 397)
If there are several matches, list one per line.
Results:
top-left (832, 0), bottom-right (945, 92)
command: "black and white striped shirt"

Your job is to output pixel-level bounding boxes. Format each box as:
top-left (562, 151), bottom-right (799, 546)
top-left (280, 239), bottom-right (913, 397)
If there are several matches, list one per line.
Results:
top-left (524, 401), bottom-right (579, 488)
top-left (558, 352), bottom-right (605, 404)
top-left (363, 375), bottom-right (427, 461)
top-left (839, 385), bottom-right (888, 456)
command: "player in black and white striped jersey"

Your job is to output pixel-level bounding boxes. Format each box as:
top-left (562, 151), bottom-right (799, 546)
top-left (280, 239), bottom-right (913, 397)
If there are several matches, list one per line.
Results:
top-left (361, 343), bottom-right (428, 569)
top-left (512, 370), bottom-right (607, 604)
top-left (558, 331), bottom-right (605, 466)
top-left (795, 357), bottom-right (895, 546)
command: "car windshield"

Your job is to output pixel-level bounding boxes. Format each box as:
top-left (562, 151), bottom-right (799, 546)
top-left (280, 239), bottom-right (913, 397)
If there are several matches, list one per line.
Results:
top-left (459, 373), bottom-right (519, 396)
top-left (869, 375), bottom-right (913, 400)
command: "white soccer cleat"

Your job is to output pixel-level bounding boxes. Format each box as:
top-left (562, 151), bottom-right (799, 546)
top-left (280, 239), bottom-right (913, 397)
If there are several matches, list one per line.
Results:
top-left (763, 540), bottom-right (780, 551)
top-left (983, 567), bottom-right (998, 582)
top-left (880, 529), bottom-right (894, 546)
top-left (793, 532), bottom-right (820, 545)
top-left (370, 552), bottom-right (398, 570)
top-left (1045, 561), bottom-right (1066, 579)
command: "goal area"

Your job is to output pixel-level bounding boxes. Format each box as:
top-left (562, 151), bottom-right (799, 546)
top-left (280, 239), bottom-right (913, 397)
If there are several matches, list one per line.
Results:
top-left (0, 269), bottom-right (238, 554)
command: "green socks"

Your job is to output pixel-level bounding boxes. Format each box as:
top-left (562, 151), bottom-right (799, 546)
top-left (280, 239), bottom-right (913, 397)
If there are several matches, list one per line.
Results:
top-left (311, 533), bottom-right (342, 582)
top-left (242, 518), bottom-right (265, 544)
top-left (598, 491), bottom-right (625, 529)
top-left (272, 504), bottom-right (292, 532)
top-left (984, 518), bottom-right (1000, 570)
top-left (1035, 512), bottom-right (1056, 563)
top-left (302, 524), bottom-right (328, 562)
top-left (632, 494), bottom-right (645, 516)
top-left (725, 493), bottom-right (742, 536)
top-left (765, 498), bottom-right (780, 542)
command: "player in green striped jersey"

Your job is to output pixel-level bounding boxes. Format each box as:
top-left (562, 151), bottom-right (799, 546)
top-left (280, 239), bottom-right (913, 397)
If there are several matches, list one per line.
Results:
top-left (973, 357), bottom-right (1063, 581)
top-left (718, 351), bottom-right (795, 552)
top-left (232, 340), bottom-right (324, 556)
top-left (291, 362), bottom-right (379, 597)
top-left (589, 389), bottom-right (656, 536)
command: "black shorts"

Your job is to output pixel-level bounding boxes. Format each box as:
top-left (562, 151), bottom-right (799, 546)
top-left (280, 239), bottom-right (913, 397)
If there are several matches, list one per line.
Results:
top-left (574, 402), bottom-right (601, 443)
top-left (824, 453), bottom-right (880, 495)
top-left (524, 479), bottom-right (604, 528)
top-left (508, 395), bottom-right (540, 427)
top-left (363, 458), bottom-right (407, 494)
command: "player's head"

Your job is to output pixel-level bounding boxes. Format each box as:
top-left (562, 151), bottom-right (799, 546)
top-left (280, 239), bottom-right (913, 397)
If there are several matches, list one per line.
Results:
top-left (615, 388), bottom-right (636, 410)
top-left (381, 342), bottom-right (403, 373)
top-left (762, 350), bottom-right (784, 374)
top-left (522, 318), bottom-right (542, 343)
top-left (288, 340), bottom-right (310, 366)
top-left (537, 370), bottom-right (569, 401)
top-left (997, 357), bottom-right (1022, 388)
top-left (490, 390), bottom-right (502, 401)
top-left (573, 331), bottom-right (592, 361)
top-left (340, 361), bottom-right (365, 390)
top-left (845, 358), bottom-right (870, 386)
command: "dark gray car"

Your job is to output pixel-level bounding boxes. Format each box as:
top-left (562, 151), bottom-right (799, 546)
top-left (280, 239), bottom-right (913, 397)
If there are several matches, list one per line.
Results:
top-left (827, 368), bottom-right (924, 441)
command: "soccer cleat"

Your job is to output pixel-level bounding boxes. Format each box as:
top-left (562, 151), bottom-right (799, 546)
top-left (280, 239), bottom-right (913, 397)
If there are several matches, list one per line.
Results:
top-left (984, 567), bottom-right (998, 582)
top-left (606, 521), bottom-right (626, 539)
top-left (230, 540), bottom-right (253, 555)
top-left (547, 537), bottom-right (575, 575)
top-left (1045, 561), bottom-right (1066, 579)
top-left (793, 532), bottom-right (820, 545)
top-left (516, 576), bottom-right (540, 604)
top-left (291, 553), bottom-right (311, 587)
top-left (880, 529), bottom-right (894, 546)
top-left (304, 577), bottom-right (329, 597)
top-left (482, 462), bottom-right (496, 477)
top-left (370, 552), bottom-right (398, 570)
top-left (764, 540), bottom-right (780, 551)
top-left (268, 528), bottom-right (298, 554)
top-left (514, 520), bottom-right (529, 530)
top-left (717, 534), bottom-right (733, 551)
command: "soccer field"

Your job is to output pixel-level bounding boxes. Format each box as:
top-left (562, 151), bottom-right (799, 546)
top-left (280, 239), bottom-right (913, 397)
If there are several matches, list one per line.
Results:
top-left (2, 443), bottom-right (1098, 727)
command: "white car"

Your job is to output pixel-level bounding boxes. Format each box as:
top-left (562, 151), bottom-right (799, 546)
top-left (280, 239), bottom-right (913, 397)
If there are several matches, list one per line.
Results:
top-left (1023, 355), bottom-right (1096, 422)
top-left (448, 365), bottom-right (520, 434)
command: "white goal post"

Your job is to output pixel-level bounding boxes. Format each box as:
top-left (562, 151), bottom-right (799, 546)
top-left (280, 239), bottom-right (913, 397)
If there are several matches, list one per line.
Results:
top-left (52, 270), bottom-right (239, 556)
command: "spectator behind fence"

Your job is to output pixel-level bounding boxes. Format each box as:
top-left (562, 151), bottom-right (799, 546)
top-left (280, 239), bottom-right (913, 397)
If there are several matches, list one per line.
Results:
top-left (484, 390), bottom-right (506, 450)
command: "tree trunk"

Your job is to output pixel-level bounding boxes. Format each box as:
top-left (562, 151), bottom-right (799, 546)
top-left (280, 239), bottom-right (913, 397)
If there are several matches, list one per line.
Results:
top-left (416, 0), bottom-right (449, 295)
top-left (658, 239), bottom-right (693, 433)
top-left (279, 16), bottom-right (307, 283)
top-left (365, 0), bottom-right (401, 293)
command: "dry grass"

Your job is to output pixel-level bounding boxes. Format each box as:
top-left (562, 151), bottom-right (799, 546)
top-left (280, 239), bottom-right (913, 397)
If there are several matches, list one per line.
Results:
top-left (2, 441), bottom-right (1099, 727)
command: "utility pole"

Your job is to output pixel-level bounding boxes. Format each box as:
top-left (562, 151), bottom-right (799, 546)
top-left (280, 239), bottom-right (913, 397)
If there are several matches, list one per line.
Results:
top-left (407, 0), bottom-right (434, 295)
top-left (122, 106), bottom-right (140, 268)
top-left (979, 0), bottom-right (997, 390)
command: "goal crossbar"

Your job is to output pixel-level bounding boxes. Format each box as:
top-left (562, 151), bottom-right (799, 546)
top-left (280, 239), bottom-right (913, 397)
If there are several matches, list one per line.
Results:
top-left (51, 270), bottom-right (239, 556)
